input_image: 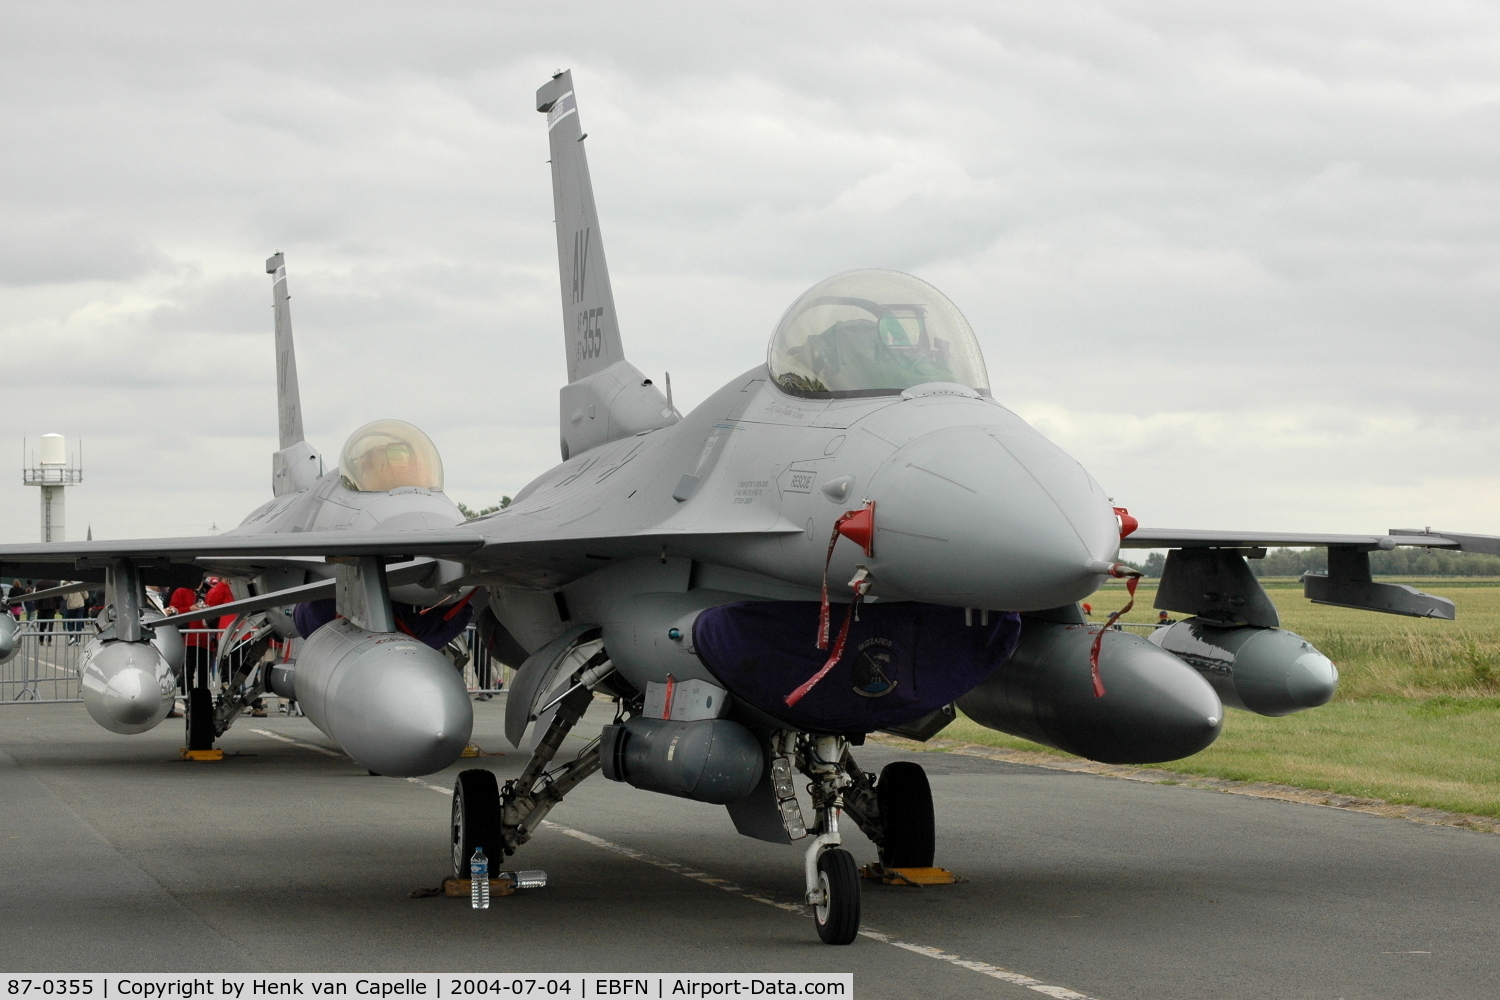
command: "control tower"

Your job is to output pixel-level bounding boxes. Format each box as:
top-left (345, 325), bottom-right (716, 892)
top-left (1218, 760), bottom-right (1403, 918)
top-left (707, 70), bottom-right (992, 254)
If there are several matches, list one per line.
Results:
top-left (23, 434), bottom-right (83, 543)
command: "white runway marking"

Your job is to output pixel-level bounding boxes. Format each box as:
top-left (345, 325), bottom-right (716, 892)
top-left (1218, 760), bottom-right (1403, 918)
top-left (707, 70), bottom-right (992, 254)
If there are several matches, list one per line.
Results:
top-left (250, 728), bottom-right (1101, 999)
top-left (249, 728), bottom-right (346, 758)
top-left (539, 821), bottom-right (1100, 998)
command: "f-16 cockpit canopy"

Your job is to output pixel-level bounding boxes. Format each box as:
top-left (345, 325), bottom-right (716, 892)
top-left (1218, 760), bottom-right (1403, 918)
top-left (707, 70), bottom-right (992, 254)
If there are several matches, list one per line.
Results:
top-left (767, 269), bottom-right (990, 398)
top-left (339, 419), bottom-right (445, 492)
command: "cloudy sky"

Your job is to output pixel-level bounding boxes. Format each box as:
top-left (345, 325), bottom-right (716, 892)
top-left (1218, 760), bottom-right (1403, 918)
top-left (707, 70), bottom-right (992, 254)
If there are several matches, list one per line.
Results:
top-left (3, 1), bottom-right (1498, 544)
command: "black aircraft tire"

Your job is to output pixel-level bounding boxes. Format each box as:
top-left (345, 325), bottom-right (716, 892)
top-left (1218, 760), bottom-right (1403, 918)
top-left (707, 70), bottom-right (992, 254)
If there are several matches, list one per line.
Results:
top-left (451, 769), bottom-right (503, 879)
top-left (877, 761), bottom-right (935, 868)
top-left (187, 688), bottom-right (215, 751)
top-left (813, 848), bottom-right (861, 945)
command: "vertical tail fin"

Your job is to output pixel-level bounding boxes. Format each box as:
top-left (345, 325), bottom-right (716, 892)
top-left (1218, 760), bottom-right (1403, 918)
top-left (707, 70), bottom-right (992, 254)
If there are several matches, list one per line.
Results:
top-left (266, 252), bottom-right (324, 496)
top-left (537, 71), bottom-right (625, 384)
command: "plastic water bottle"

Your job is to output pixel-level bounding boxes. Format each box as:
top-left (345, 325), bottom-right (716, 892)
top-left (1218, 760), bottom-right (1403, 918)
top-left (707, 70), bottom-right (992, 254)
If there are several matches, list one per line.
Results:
top-left (470, 847), bottom-right (489, 909)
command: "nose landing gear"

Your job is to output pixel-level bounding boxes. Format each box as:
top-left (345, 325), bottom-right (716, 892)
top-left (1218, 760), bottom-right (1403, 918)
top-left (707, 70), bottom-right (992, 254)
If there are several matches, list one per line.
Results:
top-left (794, 736), bottom-right (940, 944)
top-left (799, 735), bottom-right (862, 945)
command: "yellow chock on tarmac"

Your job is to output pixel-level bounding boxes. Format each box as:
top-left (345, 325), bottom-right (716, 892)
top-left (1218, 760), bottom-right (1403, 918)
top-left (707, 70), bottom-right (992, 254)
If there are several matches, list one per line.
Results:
top-left (179, 748), bottom-right (224, 761)
top-left (859, 864), bottom-right (961, 886)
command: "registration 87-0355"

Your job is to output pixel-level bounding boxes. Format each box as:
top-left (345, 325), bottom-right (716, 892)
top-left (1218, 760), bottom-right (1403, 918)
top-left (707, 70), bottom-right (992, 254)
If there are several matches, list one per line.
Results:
top-left (8, 983), bottom-right (95, 996)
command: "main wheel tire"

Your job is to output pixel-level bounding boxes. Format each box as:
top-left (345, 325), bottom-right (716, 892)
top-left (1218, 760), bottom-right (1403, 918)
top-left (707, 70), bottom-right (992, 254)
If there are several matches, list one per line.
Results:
top-left (813, 848), bottom-right (861, 945)
top-left (186, 687), bottom-right (215, 751)
top-left (451, 769), bottom-right (503, 878)
top-left (877, 761), bottom-right (935, 868)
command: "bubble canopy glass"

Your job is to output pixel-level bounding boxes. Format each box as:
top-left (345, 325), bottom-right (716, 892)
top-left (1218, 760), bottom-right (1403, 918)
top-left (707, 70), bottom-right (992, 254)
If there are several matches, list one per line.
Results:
top-left (339, 419), bottom-right (445, 492)
top-left (767, 269), bottom-right (990, 398)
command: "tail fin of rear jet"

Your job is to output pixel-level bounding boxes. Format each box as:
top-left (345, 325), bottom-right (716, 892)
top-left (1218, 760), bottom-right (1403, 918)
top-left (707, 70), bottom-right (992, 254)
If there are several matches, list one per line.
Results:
top-left (266, 252), bottom-right (324, 496)
top-left (536, 71), bottom-right (626, 384)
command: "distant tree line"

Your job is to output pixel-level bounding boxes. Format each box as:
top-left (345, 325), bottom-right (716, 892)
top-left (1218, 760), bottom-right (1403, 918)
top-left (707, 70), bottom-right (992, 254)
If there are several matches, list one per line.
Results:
top-left (456, 497), bottom-right (512, 519)
top-left (1122, 548), bottom-right (1500, 579)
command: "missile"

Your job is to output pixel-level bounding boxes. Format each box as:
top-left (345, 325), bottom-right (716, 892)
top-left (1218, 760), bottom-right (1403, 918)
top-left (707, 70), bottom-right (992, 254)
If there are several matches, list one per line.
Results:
top-left (958, 618), bottom-right (1223, 764)
top-left (80, 638), bottom-right (177, 735)
top-left (1149, 618), bottom-right (1337, 717)
top-left (293, 618), bottom-right (472, 776)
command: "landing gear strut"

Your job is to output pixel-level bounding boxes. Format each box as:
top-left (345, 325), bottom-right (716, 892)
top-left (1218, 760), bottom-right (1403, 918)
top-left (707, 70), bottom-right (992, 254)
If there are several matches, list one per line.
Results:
top-left (798, 735), bottom-right (861, 945)
top-left (790, 736), bottom-right (937, 943)
top-left (449, 672), bottom-right (607, 867)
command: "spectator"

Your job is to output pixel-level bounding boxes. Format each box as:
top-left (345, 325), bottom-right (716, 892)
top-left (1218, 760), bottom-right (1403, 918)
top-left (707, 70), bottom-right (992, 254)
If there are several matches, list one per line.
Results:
top-left (63, 585), bottom-right (88, 644)
top-left (5, 580), bottom-right (21, 619)
top-left (1157, 611), bottom-right (1172, 627)
top-left (34, 579), bottom-right (60, 644)
top-left (204, 578), bottom-right (236, 686)
top-left (171, 586), bottom-right (213, 691)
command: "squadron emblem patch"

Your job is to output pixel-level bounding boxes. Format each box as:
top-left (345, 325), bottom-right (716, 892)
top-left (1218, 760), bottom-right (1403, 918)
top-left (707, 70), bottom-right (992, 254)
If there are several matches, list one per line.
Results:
top-left (852, 637), bottom-right (898, 698)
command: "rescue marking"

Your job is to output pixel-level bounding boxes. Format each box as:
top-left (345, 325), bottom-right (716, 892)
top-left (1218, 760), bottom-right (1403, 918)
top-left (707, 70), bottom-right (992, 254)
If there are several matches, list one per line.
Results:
top-left (249, 729), bottom-right (1103, 998)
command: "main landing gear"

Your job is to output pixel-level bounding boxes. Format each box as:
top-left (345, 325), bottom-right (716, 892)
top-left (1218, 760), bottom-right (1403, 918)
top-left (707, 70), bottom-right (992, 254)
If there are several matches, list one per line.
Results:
top-left (444, 701), bottom-right (937, 948)
top-left (450, 680), bottom-right (601, 877)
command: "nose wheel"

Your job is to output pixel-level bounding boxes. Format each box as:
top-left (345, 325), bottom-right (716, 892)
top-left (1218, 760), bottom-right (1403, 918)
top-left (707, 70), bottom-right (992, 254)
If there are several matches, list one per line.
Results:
top-left (812, 847), bottom-right (861, 945)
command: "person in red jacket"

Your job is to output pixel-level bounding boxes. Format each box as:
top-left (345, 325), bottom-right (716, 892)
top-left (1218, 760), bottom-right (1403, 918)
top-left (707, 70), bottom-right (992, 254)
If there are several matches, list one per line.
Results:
top-left (170, 585), bottom-right (213, 693)
top-left (203, 578), bottom-right (239, 687)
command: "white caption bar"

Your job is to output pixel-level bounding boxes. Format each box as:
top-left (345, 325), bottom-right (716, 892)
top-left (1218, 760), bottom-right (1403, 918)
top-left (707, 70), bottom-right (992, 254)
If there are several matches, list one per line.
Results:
top-left (2, 976), bottom-right (853, 1000)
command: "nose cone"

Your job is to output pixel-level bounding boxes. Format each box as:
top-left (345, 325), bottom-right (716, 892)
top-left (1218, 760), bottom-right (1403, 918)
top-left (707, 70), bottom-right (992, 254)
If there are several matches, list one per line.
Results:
top-left (1236, 628), bottom-right (1339, 716)
top-left (1083, 628), bottom-right (1225, 763)
top-left (1287, 651), bottom-right (1339, 709)
top-left (322, 638), bottom-right (474, 777)
top-left (80, 639), bottom-right (174, 735)
top-left (869, 422), bottom-right (1120, 611)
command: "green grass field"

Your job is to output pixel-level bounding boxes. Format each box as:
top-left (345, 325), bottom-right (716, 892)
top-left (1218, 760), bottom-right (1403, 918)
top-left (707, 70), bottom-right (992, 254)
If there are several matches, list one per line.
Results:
top-left (944, 580), bottom-right (1500, 818)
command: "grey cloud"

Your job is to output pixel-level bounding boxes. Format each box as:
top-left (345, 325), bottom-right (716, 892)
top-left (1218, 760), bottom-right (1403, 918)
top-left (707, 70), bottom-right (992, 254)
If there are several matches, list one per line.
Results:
top-left (3, 1), bottom-right (1500, 540)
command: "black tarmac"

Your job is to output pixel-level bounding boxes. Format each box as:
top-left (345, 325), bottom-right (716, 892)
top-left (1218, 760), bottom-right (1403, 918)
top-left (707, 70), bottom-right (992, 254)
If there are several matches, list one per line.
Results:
top-left (2, 698), bottom-right (1497, 999)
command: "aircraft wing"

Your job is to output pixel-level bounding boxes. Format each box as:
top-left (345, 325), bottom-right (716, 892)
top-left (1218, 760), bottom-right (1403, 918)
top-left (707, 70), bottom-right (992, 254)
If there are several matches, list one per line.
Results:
top-left (0, 529), bottom-right (486, 588)
top-left (0, 515), bottom-right (806, 591)
top-left (1122, 528), bottom-right (1465, 550)
top-left (0, 528), bottom-right (485, 563)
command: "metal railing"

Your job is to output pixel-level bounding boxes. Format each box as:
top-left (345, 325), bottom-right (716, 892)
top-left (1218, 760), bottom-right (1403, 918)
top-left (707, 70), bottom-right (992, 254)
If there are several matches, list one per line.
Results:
top-left (2, 618), bottom-right (510, 706)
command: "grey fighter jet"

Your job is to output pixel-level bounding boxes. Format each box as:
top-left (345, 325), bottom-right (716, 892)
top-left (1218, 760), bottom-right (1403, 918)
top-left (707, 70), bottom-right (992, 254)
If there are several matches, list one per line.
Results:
top-left (4, 71), bottom-right (1496, 945)
top-left (4, 253), bottom-right (480, 758)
